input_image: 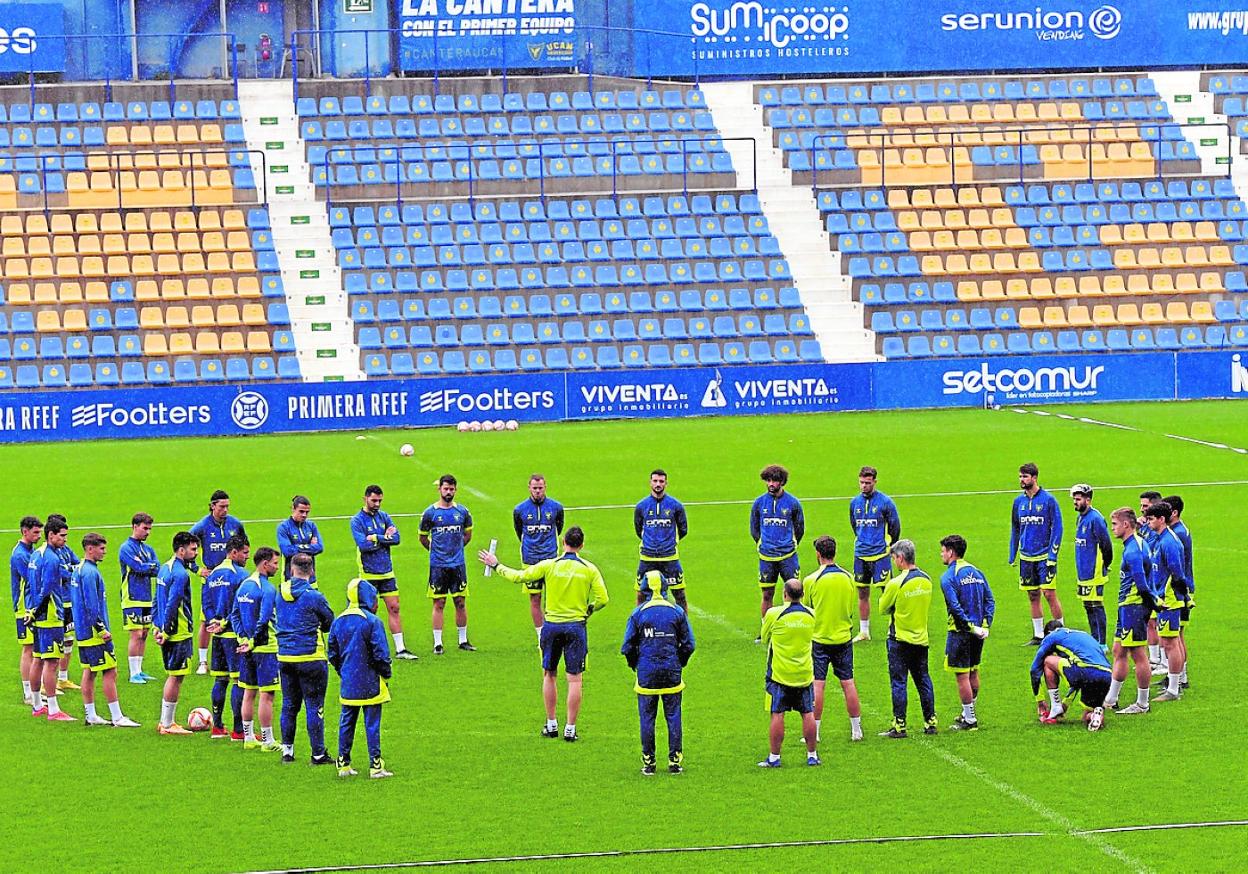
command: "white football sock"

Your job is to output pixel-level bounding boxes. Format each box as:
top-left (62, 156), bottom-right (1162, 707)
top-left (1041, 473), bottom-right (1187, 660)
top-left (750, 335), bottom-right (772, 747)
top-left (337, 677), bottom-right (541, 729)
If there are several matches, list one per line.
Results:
top-left (198, 648), bottom-right (208, 664)
top-left (536, 626), bottom-right (543, 642)
top-left (392, 632), bottom-right (406, 652)
top-left (859, 620), bottom-right (870, 635)
top-left (161, 700), bottom-right (176, 726)
top-left (1137, 686), bottom-right (1150, 707)
top-left (1032, 617), bottom-right (1044, 637)
top-left (962, 702), bottom-right (976, 721)
top-left (1167, 673), bottom-right (1181, 695)
top-left (108, 700), bottom-right (123, 721)
top-left (545, 718), bottom-right (557, 730)
top-left (1148, 644), bottom-right (1160, 663)
top-left (47, 696), bottom-right (62, 716)
top-left (564, 723), bottom-right (575, 735)
top-left (58, 670), bottom-right (68, 682)
top-left (432, 629), bottom-right (443, 647)
top-left (243, 719), bottom-right (255, 741)
top-left (849, 716), bottom-right (861, 732)
top-left (458, 625), bottom-right (468, 644)
top-left (129, 656), bottom-right (142, 677)
top-left (84, 702), bottom-right (97, 720)
top-left (282, 744), bottom-right (294, 756)
top-left (21, 680), bottom-right (31, 697)
top-left (261, 725), bottom-right (274, 744)
top-left (31, 689), bottom-right (43, 710)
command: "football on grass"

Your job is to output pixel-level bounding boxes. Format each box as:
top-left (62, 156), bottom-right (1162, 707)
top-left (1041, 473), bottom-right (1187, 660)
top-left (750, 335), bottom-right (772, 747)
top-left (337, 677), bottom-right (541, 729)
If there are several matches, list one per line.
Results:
top-left (187, 707), bottom-right (213, 732)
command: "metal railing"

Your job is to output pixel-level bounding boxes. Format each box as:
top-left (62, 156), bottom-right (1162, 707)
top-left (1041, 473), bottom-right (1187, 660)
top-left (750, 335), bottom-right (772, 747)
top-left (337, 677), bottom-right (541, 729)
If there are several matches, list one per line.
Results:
top-left (319, 136), bottom-right (754, 209)
top-left (808, 122), bottom-right (1233, 192)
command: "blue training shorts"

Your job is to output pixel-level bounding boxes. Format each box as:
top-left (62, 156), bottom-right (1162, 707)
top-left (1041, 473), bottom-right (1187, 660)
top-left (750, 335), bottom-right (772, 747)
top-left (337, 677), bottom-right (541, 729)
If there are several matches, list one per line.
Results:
top-left (210, 635), bottom-right (240, 678)
top-left (540, 621), bottom-right (588, 675)
top-left (766, 679), bottom-right (814, 714)
top-left (1115, 604), bottom-right (1149, 647)
top-left (122, 606), bottom-right (152, 630)
top-left (428, 565), bottom-right (468, 599)
top-left (1156, 608), bottom-right (1182, 638)
top-left (79, 640), bottom-right (117, 673)
top-left (33, 625), bottom-right (65, 660)
top-left (238, 650), bottom-right (280, 691)
top-left (945, 630), bottom-right (985, 673)
top-left (636, 558), bottom-right (685, 591)
top-left (15, 615), bottom-right (32, 646)
top-left (1061, 664), bottom-right (1112, 708)
top-left (161, 638), bottom-right (193, 676)
top-left (854, 556), bottom-right (890, 586)
top-left (759, 555), bottom-right (800, 587)
top-left (812, 641), bottom-right (853, 682)
top-left (1019, 559), bottom-right (1055, 590)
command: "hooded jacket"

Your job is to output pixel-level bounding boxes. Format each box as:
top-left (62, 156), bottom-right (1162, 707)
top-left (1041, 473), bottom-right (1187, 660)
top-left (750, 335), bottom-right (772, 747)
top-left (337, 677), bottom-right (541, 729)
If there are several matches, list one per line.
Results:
top-left (327, 579), bottom-right (392, 706)
top-left (275, 576), bottom-right (334, 663)
top-left (620, 571), bottom-right (695, 694)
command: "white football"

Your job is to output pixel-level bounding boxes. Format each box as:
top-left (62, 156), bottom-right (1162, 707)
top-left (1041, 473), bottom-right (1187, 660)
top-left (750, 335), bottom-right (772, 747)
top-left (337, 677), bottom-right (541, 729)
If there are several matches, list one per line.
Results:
top-left (505, 419), bottom-right (518, 431)
top-left (468, 421), bottom-right (481, 432)
top-left (399, 443), bottom-right (415, 456)
top-left (492, 419), bottom-right (505, 431)
top-left (456, 421), bottom-right (469, 432)
top-left (482, 420), bottom-right (495, 432)
top-left (187, 707), bottom-right (213, 732)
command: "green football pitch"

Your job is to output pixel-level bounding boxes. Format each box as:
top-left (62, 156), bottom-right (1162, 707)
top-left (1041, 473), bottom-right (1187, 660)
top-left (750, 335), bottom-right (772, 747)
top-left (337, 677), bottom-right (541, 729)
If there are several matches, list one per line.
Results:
top-left (2, 400), bottom-right (1245, 873)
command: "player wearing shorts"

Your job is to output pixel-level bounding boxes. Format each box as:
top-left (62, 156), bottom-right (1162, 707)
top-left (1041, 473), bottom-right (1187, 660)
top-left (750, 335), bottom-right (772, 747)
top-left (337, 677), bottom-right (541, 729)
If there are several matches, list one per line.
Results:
top-left (803, 536), bottom-right (862, 743)
top-left (1143, 502), bottom-right (1188, 703)
top-left (750, 465), bottom-right (805, 638)
top-left (1009, 463), bottom-right (1063, 645)
top-left (1137, 490), bottom-right (1165, 675)
top-left (351, 485), bottom-right (416, 661)
top-left (1031, 621), bottom-right (1112, 731)
top-left (1162, 495), bottom-right (1193, 690)
top-left (153, 532), bottom-right (200, 735)
top-left (1105, 509), bottom-right (1159, 715)
top-left (513, 474), bottom-right (565, 639)
top-left (70, 533), bottom-right (140, 728)
top-left (1069, 485), bottom-right (1113, 649)
top-left (48, 515), bottom-right (80, 693)
top-left (848, 466), bottom-right (900, 643)
top-left (938, 535), bottom-right (994, 732)
top-left (759, 578), bottom-right (819, 767)
top-left (480, 526), bottom-right (608, 742)
top-left (633, 469), bottom-right (689, 611)
top-left (420, 474), bottom-right (474, 655)
top-left (231, 546), bottom-right (281, 751)
top-left (118, 513), bottom-right (160, 684)
top-left (203, 535), bottom-right (250, 739)
top-left (11, 515), bottom-right (42, 706)
top-left (879, 540), bottom-right (936, 738)
top-left (191, 490), bottom-right (246, 675)
top-left (27, 518), bottom-right (72, 721)
top-left (276, 495), bottom-right (323, 585)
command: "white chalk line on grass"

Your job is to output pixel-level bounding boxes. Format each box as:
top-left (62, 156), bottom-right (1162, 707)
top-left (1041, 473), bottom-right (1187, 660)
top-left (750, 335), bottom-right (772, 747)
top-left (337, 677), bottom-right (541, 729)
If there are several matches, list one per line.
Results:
top-left (237, 820), bottom-right (1246, 873)
top-left (687, 604), bottom-right (753, 640)
top-left (922, 742), bottom-right (1153, 874)
top-left (16, 478), bottom-right (1248, 536)
top-left (1011, 406), bottom-right (1248, 452)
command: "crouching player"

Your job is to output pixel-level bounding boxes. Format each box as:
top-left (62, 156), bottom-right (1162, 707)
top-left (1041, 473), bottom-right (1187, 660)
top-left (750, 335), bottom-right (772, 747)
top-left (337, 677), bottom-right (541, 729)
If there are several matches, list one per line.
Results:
top-left (328, 579), bottom-right (393, 779)
top-left (70, 533), bottom-right (140, 727)
top-left (621, 570), bottom-right (695, 775)
top-left (1030, 620), bottom-right (1112, 732)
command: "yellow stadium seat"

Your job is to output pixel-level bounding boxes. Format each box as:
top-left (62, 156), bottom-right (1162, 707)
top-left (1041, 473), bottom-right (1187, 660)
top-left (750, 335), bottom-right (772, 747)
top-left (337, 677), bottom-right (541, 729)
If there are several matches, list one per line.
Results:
top-left (1209, 245), bottom-right (1233, 265)
top-left (1077, 276), bottom-right (1103, 297)
top-left (1053, 277), bottom-right (1078, 298)
top-left (1165, 302), bottom-right (1192, 323)
top-left (221, 331), bottom-right (245, 353)
top-left (139, 306), bottom-right (164, 329)
top-left (991, 252), bottom-right (1018, 273)
top-left (1141, 303), bottom-right (1165, 325)
top-left (1116, 304), bottom-right (1142, 325)
top-left (1042, 306), bottom-right (1068, 328)
top-left (1193, 221), bottom-right (1219, 242)
top-left (169, 333), bottom-right (194, 354)
top-left (246, 331), bottom-right (271, 353)
top-left (920, 255), bottom-right (945, 275)
top-left (215, 305), bottom-right (242, 326)
top-left (85, 281), bottom-right (109, 303)
top-left (186, 279), bottom-right (211, 299)
top-left (129, 125), bottom-right (152, 146)
top-left (230, 252), bottom-right (256, 272)
top-left (911, 189), bottom-right (934, 208)
top-left (179, 232), bottom-right (205, 252)
top-left (956, 281), bottom-right (980, 301)
top-left (908, 231), bottom-right (934, 252)
top-left (1175, 273), bottom-right (1199, 293)
top-left (1153, 275), bottom-right (1175, 294)
top-left (59, 282), bottom-right (84, 304)
top-left (190, 305), bottom-right (215, 327)
top-left (143, 334), bottom-right (169, 356)
top-left (35, 310), bottom-right (61, 332)
top-left (153, 125), bottom-right (176, 144)
top-left (919, 211), bottom-right (943, 230)
top-left (156, 254), bottom-right (182, 275)
top-left (164, 306), bottom-right (190, 329)
top-left (175, 124), bottom-right (200, 144)
top-left (1170, 222), bottom-right (1194, 242)
top-left (151, 233), bottom-right (177, 254)
top-left (241, 304), bottom-right (266, 327)
top-left (1018, 306), bottom-right (1043, 329)
top-left (888, 190), bottom-right (910, 209)
top-left (106, 125), bottom-right (128, 145)
top-left (1005, 279), bottom-right (1030, 299)
top-left (968, 253), bottom-right (992, 273)
top-left (200, 124), bottom-right (223, 144)
top-left (195, 331), bottom-right (221, 354)
top-left (222, 210), bottom-right (246, 229)
top-left (1029, 278), bottom-right (1054, 299)
top-left (1173, 247), bottom-right (1199, 267)
top-left (1199, 272), bottom-right (1222, 292)
top-left (32, 283), bottom-right (57, 304)
top-left (236, 277), bottom-right (261, 298)
top-left (30, 258), bottom-right (55, 279)
top-left (980, 280), bottom-right (1006, 300)
top-left (1016, 252), bottom-right (1041, 273)
top-left (134, 280), bottom-right (160, 301)
top-left (981, 228), bottom-right (1005, 249)
top-left (1067, 305), bottom-right (1093, 328)
top-left (1190, 301), bottom-right (1216, 323)
top-left (1092, 305), bottom-right (1116, 327)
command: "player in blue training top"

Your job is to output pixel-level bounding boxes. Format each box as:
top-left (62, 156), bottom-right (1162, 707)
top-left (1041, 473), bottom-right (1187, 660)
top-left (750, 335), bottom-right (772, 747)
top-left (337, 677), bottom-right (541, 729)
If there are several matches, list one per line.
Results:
top-left (276, 495), bottom-right (323, 585)
top-left (203, 535), bottom-right (250, 739)
top-left (46, 514), bottom-right (81, 695)
top-left (848, 465), bottom-right (901, 643)
top-left (420, 474), bottom-right (474, 655)
top-left (12, 515), bottom-right (42, 707)
top-left (1009, 463), bottom-right (1064, 645)
top-left (633, 469), bottom-right (690, 612)
top-left (328, 578), bottom-right (394, 779)
top-left (153, 531), bottom-right (200, 734)
top-left (513, 473), bottom-right (565, 639)
top-left (1161, 495), bottom-right (1193, 690)
top-left (118, 513), bottom-right (160, 684)
top-left (621, 570), bottom-right (695, 775)
top-left (231, 546), bottom-right (282, 751)
top-left (275, 552), bottom-right (335, 765)
top-left (27, 518), bottom-right (72, 720)
top-left (70, 532), bottom-right (140, 728)
top-left (1069, 485), bottom-right (1113, 649)
top-left (750, 464), bottom-right (805, 639)
top-left (1143, 502), bottom-right (1189, 703)
top-left (190, 490), bottom-right (246, 675)
top-left (1031, 620), bottom-right (1112, 732)
top-left (351, 484), bottom-right (416, 661)
top-left (938, 535), bottom-right (994, 732)
top-left (1136, 490), bottom-right (1164, 675)
top-left (1105, 508), bottom-right (1159, 715)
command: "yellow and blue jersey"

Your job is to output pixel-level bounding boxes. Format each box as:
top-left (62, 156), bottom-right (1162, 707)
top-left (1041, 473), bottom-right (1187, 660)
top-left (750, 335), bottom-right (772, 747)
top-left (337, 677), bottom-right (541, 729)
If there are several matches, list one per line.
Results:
top-left (1150, 527), bottom-right (1189, 606)
top-left (351, 508), bottom-right (400, 579)
top-left (230, 572), bottom-right (277, 653)
top-left (27, 544), bottom-right (64, 626)
top-left (117, 537), bottom-right (159, 609)
top-left (1117, 533), bottom-right (1155, 607)
top-left (153, 557), bottom-right (194, 640)
top-left (419, 502), bottom-right (473, 568)
top-left (939, 559), bottom-right (995, 631)
top-left (276, 517), bottom-right (324, 580)
top-left (10, 540), bottom-right (35, 619)
top-left (497, 552), bottom-right (609, 623)
top-left (634, 494), bottom-right (688, 561)
top-left (750, 492), bottom-right (805, 560)
top-left (190, 514), bottom-right (246, 572)
top-left (1171, 520), bottom-right (1194, 595)
top-left (804, 563), bottom-right (855, 645)
top-left (327, 579), bottom-right (392, 706)
top-left (55, 544), bottom-right (79, 608)
top-left (69, 560), bottom-right (110, 642)
top-left (203, 560), bottom-right (248, 638)
top-left (514, 497), bottom-right (565, 565)
top-left (880, 567), bottom-right (932, 646)
top-left (275, 577), bottom-right (334, 662)
top-left (1010, 488), bottom-right (1062, 564)
top-left (761, 601), bottom-right (815, 687)
top-left (1072, 507), bottom-right (1113, 582)
top-left (849, 492), bottom-right (900, 560)
top-left (1029, 626), bottom-right (1110, 694)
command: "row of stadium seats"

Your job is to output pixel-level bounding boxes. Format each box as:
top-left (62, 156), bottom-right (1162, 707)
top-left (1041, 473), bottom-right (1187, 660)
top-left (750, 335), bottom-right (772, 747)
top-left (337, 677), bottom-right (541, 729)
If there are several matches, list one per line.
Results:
top-left (768, 100), bottom-right (1171, 130)
top-left (329, 194), bottom-right (762, 225)
top-left (0, 275), bottom-right (283, 305)
top-left (1, 230), bottom-right (270, 257)
top-left (0, 124), bottom-right (234, 148)
top-left (846, 247), bottom-right (1247, 278)
top-left (0, 100), bottom-right (241, 123)
top-left (881, 324), bottom-right (1248, 358)
top-left (758, 78), bottom-right (1155, 106)
top-left (302, 112), bottom-right (716, 141)
top-left (357, 313), bottom-right (813, 347)
top-left (0, 303), bottom-right (286, 332)
top-left (0, 251), bottom-right (269, 280)
top-left (312, 154), bottom-right (731, 186)
top-left (338, 236), bottom-right (782, 268)
top-left (309, 138), bottom-right (725, 166)
top-left (297, 90), bottom-right (706, 117)
top-left (860, 274), bottom-right (1248, 305)
top-left (0, 329), bottom-right (283, 359)
top-left (361, 337), bottom-right (822, 376)
top-left (340, 260), bottom-right (793, 293)
top-left (840, 225), bottom-right (1246, 254)
top-left (869, 300), bottom-right (1241, 333)
top-left (335, 218), bottom-right (771, 249)
top-left (783, 122), bottom-right (1182, 151)
top-left (349, 288), bottom-right (802, 320)
top-left (0, 355), bottom-right (298, 389)
top-left (0, 207), bottom-right (269, 235)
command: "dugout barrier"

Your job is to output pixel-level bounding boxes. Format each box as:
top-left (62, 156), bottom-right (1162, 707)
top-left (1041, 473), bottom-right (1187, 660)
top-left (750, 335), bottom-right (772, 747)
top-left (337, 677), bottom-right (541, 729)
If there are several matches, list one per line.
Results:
top-left (0, 350), bottom-right (1242, 443)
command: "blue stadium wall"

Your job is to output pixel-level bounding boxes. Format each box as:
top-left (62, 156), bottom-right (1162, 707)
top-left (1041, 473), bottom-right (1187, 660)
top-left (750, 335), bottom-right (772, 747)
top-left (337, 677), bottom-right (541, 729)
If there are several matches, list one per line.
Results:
top-left (1, 352), bottom-right (1244, 443)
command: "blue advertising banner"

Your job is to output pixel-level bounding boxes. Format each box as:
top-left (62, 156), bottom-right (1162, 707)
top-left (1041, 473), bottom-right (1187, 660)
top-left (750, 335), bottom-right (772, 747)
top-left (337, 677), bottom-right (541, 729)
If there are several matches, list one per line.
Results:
top-left (565, 363), bottom-right (871, 419)
top-left (874, 352), bottom-right (1176, 409)
top-left (629, 0), bottom-right (1248, 77)
top-left (0, 3), bottom-right (65, 73)
top-left (398, 0), bottom-right (580, 71)
top-left (1175, 350), bottom-right (1248, 400)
